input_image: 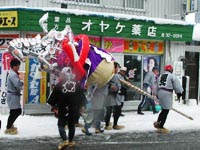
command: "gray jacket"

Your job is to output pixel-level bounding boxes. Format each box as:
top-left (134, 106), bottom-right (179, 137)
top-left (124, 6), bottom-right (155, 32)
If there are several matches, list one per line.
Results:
top-left (157, 71), bottom-right (182, 109)
top-left (7, 69), bottom-right (24, 109)
top-left (105, 73), bottom-right (121, 106)
top-left (91, 84), bottom-right (108, 110)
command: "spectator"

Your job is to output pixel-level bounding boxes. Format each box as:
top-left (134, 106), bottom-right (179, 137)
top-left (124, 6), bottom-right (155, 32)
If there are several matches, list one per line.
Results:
top-left (5, 58), bottom-right (24, 135)
top-left (137, 66), bottom-right (159, 115)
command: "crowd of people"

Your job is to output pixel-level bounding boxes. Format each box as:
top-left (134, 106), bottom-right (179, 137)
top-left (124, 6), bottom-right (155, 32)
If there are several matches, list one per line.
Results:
top-left (2, 58), bottom-right (183, 149)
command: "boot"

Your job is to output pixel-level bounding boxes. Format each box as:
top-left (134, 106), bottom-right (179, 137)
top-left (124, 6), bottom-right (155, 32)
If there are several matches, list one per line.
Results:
top-left (4, 128), bottom-right (18, 135)
top-left (156, 127), bottom-right (169, 134)
top-left (137, 108), bottom-right (144, 115)
top-left (95, 128), bottom-right (104, 134)
top-left (58, 140), bottom-right (68, 150)
top-left (152, 106), bottom-right (159, 114)
top-left (68, 141), bottom-right (75, 147)
top-left (113, 125), bottom-right (125, 130)
top-left (153, 121), bottom-right (161, 129)
top-left (81, 127), bottom-right (92, 136)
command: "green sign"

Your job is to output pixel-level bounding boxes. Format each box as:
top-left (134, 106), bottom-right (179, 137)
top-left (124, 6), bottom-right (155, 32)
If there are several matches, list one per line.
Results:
top-left (0, 8), bottom-right (194, 42)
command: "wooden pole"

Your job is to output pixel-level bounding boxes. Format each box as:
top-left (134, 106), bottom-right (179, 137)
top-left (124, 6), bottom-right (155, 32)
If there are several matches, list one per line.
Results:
top-left (120, 79), bottom-right (194, 120)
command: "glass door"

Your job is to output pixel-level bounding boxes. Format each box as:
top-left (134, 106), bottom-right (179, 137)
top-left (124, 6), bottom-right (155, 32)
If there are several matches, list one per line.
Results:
top-left (124, 55), bottom-right (142, 101)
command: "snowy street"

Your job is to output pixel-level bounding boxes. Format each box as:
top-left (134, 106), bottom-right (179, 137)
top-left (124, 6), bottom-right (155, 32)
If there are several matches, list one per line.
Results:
top-left (0, 101), bottom-right (200, 149)
top-left (1, 130), bottom-right (200, 150)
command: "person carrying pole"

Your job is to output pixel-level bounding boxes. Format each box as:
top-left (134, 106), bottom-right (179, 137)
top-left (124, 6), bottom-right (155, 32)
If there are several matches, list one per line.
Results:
top-left (154, 65), bottom-right (183, 133)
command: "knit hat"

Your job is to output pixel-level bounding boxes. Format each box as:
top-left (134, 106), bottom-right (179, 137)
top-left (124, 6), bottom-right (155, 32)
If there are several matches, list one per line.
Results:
top-left (120, 66), bottom-right (127, 72)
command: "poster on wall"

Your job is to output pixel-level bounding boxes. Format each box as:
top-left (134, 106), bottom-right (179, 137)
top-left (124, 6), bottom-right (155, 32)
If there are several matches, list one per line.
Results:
top-left (26, 33), bottom-right (47, 104)
top-left (103, 37), bottom-right (124, 52)
top-left (0, 51), bottom-right (13, 114)
top-left (0, 34), bottom-right (19, 114)
top-left (143, 55), bottom-right (161, 78)
top-left (124, 39), bottom-right (164, 55)
top-left (89, 36), bottom-right (101, 48)
top-left (27, 58), bottom-right (41, 104)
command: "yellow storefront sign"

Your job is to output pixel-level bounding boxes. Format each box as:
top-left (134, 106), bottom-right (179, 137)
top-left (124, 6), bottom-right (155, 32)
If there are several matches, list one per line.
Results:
top-left (0, 11), bottom-right (18, 28)
top-left (124, 39), bottom-right (164, 55)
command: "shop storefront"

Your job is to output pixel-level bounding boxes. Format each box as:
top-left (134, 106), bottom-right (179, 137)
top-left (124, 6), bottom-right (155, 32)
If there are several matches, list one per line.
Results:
top-left (0, 7), bottom-right (195, 112)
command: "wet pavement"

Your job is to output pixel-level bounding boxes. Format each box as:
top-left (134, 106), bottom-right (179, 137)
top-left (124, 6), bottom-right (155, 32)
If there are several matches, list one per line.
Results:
top-left (1, 130), bottom-right (200, 150)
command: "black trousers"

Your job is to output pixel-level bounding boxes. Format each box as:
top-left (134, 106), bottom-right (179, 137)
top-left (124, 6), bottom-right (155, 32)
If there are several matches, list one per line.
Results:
top-left (157, 109), bottom-right (169, 128)
top-left (6, 108), bottom-right (22, 129)
top-left (105, 105), bottom-right (121, 127)
top-left (57, 106), bottom-right (78, 142)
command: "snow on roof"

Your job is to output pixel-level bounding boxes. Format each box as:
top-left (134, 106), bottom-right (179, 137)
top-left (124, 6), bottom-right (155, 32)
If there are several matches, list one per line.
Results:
top-left (0, 6), bottom-right (194, 26)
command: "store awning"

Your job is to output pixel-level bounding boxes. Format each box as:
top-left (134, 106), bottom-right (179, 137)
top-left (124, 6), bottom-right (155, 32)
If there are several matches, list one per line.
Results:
top-left (0, 7), bottom-right (196, 42)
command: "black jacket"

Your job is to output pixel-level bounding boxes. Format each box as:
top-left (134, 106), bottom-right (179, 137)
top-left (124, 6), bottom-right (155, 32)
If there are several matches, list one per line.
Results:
top-left (47, 79), bottom-right (86, 110)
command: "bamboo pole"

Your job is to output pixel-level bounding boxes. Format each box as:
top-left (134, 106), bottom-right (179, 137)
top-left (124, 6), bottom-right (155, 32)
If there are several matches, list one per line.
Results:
top-left (120, 79), bottom-right (194, 120)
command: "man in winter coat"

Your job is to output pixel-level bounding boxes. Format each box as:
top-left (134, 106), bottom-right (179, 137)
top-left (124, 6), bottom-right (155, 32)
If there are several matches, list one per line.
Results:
top-left (5, 58), bottom-right (24, 135)
top-left (47, 67), bottom-right (86, 149)
top-left (137, 66), bottom-right (159, 115)
top-left (104, 62), bottom-right (125, 130)
top-left (154, 65), bottom-right (182, 133)
top-left (117, 66), bottom-right (129, 117)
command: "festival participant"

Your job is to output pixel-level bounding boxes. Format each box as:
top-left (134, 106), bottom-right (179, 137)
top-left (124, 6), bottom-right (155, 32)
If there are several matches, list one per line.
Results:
top-left (137, 66), bottom-right (159, 115)
top-left (104, 62), bottom-right (125, 130)
top-left (154, 65), bottom-right (182, 133)
top-left (117, 66), bottom-right (129, 117)
top-left (5, 58), bottom-right (24, 135)
top-left (62, 33), bottom-right (114, 89)
top-left (47, 67), bottom-right (85, 149)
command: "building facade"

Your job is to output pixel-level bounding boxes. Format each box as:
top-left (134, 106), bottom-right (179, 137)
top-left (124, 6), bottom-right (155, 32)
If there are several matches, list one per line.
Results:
top-left (0, 0), bottom-right (198, 114)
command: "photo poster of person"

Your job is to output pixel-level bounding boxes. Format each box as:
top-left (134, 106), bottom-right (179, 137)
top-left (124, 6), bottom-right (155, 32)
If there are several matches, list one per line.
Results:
top-left (143, 55), bottom-right (160, 77)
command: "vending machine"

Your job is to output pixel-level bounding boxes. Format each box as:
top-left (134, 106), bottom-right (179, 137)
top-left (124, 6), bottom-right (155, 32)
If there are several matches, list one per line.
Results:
top-left (173, 61), bottom-right (190, 104)
top-left (182, 76), bottom-right (190, 103)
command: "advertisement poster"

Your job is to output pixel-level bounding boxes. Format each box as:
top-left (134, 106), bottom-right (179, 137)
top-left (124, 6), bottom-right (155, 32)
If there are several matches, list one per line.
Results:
top-left (26, 33), bottom-right (47, 104)
top-left (103, 37), bottom-right (124, 52)
top-left (143, 55), bottom-right (161, 77)
top-left (27, 58), bottom-right (40, 104)
top-left (89, 36), bottom-right (101, 48)
top-left (124, 40), bottom-right (164, 54)
top-left (0, 51), bottom-right (13, 114)
top-left (0, 34), bottom-right (19, 114)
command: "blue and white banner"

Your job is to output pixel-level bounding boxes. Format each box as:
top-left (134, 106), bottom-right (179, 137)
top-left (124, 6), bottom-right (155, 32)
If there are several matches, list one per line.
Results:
top-left (28, 58), bottom-right (40, 104)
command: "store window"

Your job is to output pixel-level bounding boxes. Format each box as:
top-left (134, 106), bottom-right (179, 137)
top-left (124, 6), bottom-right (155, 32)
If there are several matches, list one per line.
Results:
top-left (61, 0), bottom-right (100, 4)
top-left (78, 0), bottom-right (100, 4)
top-left (125, 0), bottom-right (145, 10)
top-left (123, 55), bottom-right (161, 101)
top-left (124, 55), bottom-right (142, 101)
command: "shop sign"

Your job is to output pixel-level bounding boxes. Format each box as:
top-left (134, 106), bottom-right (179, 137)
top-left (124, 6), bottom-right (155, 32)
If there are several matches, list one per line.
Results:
top-left (0, 11), bottom-right (18, 28)
top-left (89, 36), bottom-right (101, 47)
top-left (0, 34), bottom-right (19, 48)
top-left (124, 39), bottom-right (164, 54)
top-left (0, 9), bottom-right (193, 42)
top-left (46, 13), bottom-right (193, 41)
top-left (103, 37), bottom-right (124, 52)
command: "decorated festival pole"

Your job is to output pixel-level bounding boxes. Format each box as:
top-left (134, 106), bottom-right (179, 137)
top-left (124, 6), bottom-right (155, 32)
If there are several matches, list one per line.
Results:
top-left (120, 79), bottom-right (194, 120)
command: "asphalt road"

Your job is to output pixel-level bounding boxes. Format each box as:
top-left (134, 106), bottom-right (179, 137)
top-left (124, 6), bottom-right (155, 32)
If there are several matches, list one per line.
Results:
top-left (1, 130), bottom-right (200, 150)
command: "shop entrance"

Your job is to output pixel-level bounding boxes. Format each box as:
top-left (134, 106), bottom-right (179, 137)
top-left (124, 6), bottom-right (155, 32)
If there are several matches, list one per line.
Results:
top-left (123, 54), bottom-right (161, 101)
top-left (185, 52), bottom-right (199, 102)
